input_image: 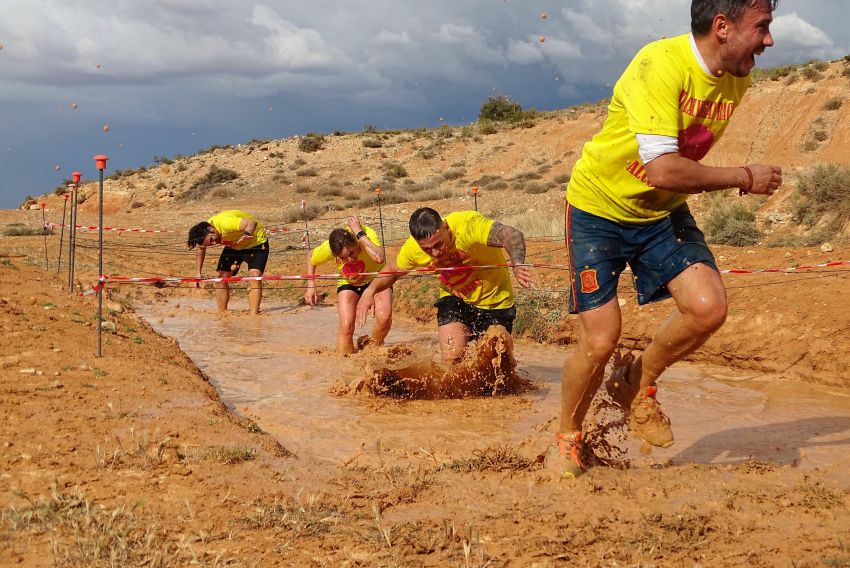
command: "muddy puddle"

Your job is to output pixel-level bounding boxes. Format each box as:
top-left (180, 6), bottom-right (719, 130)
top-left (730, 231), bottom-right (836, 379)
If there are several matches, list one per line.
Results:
top-left (138, 297), bottom-right (850, 478)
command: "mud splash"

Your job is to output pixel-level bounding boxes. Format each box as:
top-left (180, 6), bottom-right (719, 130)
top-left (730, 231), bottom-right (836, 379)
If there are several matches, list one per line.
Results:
top-left (337, 326), bottom-right (535, 399)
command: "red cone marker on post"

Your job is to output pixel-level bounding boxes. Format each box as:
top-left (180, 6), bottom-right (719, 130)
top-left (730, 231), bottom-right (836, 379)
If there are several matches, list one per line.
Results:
top-left (471, 186), bottom-right (479, 211)
top-left (94, 156), bottom-right (108, 357)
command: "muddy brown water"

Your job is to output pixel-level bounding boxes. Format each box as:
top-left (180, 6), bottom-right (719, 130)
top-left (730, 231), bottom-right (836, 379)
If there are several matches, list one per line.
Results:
top-left (138, 298), bottom-right (850, 480)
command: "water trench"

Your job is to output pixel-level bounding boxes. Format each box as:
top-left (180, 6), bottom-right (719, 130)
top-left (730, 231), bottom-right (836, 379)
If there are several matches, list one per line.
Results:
top-left (138, 297), bottom-right (850, 480)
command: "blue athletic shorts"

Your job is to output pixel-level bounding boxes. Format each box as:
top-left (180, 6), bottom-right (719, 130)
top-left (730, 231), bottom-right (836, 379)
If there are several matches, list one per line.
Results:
top-left (566, 203), bottom-right (717, 314)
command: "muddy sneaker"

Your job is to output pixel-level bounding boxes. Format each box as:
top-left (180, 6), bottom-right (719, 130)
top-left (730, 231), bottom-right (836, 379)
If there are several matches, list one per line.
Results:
top-left (551, 431), bottom-right (587, 479)
top-left (604, 352), bottom-right (640, 409)
top-left (629, 386), bottom-right (674, 448)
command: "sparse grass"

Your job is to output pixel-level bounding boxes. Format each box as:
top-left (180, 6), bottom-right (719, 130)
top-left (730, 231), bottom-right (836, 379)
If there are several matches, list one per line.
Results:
top-left (232, 494), bottom-right (341, 537)
top-left (362, 138), bottom-right (383, 148)
top-left (178, 165), bottom-right (239, 201)
top-left (2, 223), bottom-right (45, 236)
top-left (298, 133), bottom-right (324, 153)
top-left (448, 445), bottom-right (535, 473)
top-left (524, 181), bottom-right (548, 194)
top-left (317, 186), bottom-right (345, 197)
top-left (2, 483), bottom-right (183, 565)
top-left (202, 446), bottom-right (257, 464)
top-left (553, 172), bottom-right (571, 185)
top-left (383, 161), bottom-right (408, 179)
top-left (442, 167), bottom-right (466, 181)
top-left (801, 64), bottom-right (825, 82)
top-left (704, 194), bottom-right (762, 246)
top-left (822, 96), bottom-right (843, 111)
top-left (752, 63), bottom-right (797, 83)
top-left (294, 184), bottom-right (313, 194)
top-left (296, 167), bottom-right (318, 177)
top-left (211, 187), bottom-right (235, 199)
top-left (477, 120), bottom-right (497, 135)
top-left (793, 163), bottom-right (850, 236)
top-left (281, 204), bottom-right (324, 223)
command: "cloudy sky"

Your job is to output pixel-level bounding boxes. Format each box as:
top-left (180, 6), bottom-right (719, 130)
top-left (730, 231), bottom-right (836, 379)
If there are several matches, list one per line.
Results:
top-left (0, 0), bottom-right (847, 208)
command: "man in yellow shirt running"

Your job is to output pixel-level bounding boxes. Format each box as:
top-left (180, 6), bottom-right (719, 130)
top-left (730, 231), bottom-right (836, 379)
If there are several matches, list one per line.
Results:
top-left (555, 0), bottom-right (783, 478)
top-left (355, 207), bottom-right (532, 363)
top-left (187, 210), bottom-right (269, 315)
top-left (305, 216), bottom-right (393, 354)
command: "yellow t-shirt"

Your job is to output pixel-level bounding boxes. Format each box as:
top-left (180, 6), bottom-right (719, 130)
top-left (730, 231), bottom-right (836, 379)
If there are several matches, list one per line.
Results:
top-left (396, 211), bottom-right (514, 310)
top-left (567, 33), bottom-right (751, 223)
top-left (310, 225), bottom-right (384, 287)
top-left (208, 210), bottom-right (268, 249)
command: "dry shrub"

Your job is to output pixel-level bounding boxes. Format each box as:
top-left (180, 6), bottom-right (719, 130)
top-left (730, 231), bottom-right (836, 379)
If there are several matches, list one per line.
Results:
top-left (704, 194), bottom-right (762, 246)
top-left (793, 163), bottom-right (850, 235)
top-left (281, 204), bottom-right (324, 223)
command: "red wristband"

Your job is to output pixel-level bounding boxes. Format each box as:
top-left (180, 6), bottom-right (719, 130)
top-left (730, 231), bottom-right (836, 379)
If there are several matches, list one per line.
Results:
top-left (739, 166), bottom-right (753, 196)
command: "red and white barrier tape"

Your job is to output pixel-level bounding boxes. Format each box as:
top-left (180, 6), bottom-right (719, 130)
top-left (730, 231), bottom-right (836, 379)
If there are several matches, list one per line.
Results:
top-left (57, 224), bottom-right (295, 235)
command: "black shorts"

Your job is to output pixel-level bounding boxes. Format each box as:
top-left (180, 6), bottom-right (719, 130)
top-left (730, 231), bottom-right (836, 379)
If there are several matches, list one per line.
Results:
top-left (337, 283), bottom-right (370, 295)
top-left (216, 241), bottom-right (269, 275)
top-left (435, 295), bottom-right (516, 338)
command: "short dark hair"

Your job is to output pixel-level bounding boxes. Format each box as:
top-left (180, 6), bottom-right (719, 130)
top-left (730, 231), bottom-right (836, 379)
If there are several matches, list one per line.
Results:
top-left (328, 228), bottom-right (356, 256)
top-left (691, 0), bottom-right (778, 35)
top-left (187, 221), bottom-right (212, 249)
top-left (408, 207), bottom-right (443, 240)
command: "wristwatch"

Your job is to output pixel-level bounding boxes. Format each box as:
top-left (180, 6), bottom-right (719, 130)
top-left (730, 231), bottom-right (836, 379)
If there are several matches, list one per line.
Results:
top-left (355, 230), bottom-right (367, 240)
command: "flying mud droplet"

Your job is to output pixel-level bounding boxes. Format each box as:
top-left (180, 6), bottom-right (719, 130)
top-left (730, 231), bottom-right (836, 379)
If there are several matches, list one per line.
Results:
top-left (540, 12), bottom-right (548, 20)
top-left (71, 102), bottom-right (78, 110)
top-left (539, 36), bottom-right (546, 43)
top-left (102, 124), bottom-right (110, 133)
top-left (96, 63), bottom-right (101, 69)
top-left (55, 164), bottom-right (61, 171)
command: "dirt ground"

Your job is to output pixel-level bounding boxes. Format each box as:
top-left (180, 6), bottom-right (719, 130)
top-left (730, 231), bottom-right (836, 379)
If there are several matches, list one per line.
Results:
top-left (3, 60), bottom-right (850, 566)
top-left (2, 241), bottom-right (850, 566)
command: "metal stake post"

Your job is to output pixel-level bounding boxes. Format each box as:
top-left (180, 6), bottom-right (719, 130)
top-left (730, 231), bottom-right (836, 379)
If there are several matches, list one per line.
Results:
top-left (301, 200), bottom-right (310, 250)
top-left (471, 186), bottom-right (479, 211)
top-left (39, 201), bottom-right (48, 269)
top-left (69, 171), bottom-right (81, 292)
top-left (57, 190), bottom-right (69, 274)
top-left (374, 187), bottom-right (386, 259)
top-left (94, 156), bottom-right (108, 357)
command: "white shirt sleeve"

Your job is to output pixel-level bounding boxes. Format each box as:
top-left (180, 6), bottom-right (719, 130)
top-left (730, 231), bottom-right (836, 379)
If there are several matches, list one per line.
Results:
top-left (636, 133), bottom-right (679, 164)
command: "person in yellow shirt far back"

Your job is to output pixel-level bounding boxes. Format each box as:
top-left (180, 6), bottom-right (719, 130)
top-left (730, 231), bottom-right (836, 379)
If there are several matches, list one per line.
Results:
top-left (187, 210), bottom-right (269, 315)
top-left (305, 216), bottom-right (392, 354)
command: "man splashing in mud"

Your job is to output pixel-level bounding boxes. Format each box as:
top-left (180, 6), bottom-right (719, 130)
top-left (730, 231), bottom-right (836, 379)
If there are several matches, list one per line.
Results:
top-left (555, 0), bottom-right (782, 478)
top-left (354, 207), bottom-right (532, 397)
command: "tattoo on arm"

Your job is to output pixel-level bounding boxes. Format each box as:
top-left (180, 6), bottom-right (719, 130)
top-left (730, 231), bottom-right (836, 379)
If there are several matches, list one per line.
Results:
top-left (488, 222), bottom-right (525, 264)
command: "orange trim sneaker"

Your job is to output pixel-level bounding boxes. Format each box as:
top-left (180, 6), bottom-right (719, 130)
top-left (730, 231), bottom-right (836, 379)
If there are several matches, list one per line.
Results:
top-left (629, 386), bottom-right (674, 448)
top-left (553, 431), bottom-right (587, 479)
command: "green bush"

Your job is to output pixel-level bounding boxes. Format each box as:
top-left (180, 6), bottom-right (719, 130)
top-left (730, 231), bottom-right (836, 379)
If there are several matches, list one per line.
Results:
top-left (704, 196), bottom-right (762, 246)
top-left (479, 94), bottom-right (523, 122)
top-left (298, 133), bottom-right (324, 153)
top-left (793, 163), bottom-right (850, 235)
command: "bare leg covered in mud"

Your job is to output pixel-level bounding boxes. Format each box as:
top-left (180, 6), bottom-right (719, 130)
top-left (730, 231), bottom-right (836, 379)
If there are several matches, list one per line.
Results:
top-left (557, 263), bottom-right (728, 475)
top-left (337, 288), bottom-right (393, 354)
top-left (247, 268), bottom-right (263, 315)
